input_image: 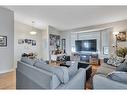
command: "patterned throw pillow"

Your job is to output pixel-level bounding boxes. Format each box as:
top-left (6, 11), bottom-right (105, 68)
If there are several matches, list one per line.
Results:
top-left (125, 55), bottom-right (127, 62)
top-left (107, 56), bottom-right (125, 67)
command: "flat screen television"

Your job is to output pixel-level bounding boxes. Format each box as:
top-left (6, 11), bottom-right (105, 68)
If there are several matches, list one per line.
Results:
top-left (75, 39), bottom-right (97, 52)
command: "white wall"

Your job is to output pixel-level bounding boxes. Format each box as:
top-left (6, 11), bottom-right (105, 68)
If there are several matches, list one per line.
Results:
top-left (0, 7), bottom-right (14, 73)
top-left (14, 21), bottom-right (42, 67)
top-left (42, 29), bottom-right (49, 60)
top-left (61, 32), bottom-right (71, 55)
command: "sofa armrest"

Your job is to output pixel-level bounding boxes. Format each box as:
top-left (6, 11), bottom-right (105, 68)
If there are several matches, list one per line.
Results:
top-left (58, 68), bottom-right (86, 89)
top-left (93, 74), bottom-right (127, 89)
top-left (17, 61), bottom-right (60, 89)
top-left (104, 58), bottom-right (109, 63)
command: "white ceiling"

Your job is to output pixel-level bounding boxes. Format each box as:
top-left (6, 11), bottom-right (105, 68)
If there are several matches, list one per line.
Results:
top-left (6, 6), bottom-right (127, 30)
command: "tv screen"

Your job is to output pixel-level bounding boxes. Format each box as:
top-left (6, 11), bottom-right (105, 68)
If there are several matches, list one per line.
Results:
top-left (75, 39), bottom-right (97, 52)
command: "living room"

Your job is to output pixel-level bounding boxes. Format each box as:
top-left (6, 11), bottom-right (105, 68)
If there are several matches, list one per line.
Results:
top-left (0, 6), bottom-right (127, 90)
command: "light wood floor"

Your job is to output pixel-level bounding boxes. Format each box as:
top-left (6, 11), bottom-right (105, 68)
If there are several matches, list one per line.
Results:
top-left (0, 70), bottom-right (16, 89)
top-left (86, 65), bottom-right (100, 89)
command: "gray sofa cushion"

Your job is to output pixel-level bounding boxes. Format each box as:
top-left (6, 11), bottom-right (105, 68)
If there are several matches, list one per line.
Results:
top-left (107, 71), bottom-right (127, 84)
top-left (96, 66), bottom-right (115, 75)
top-left (21, 57), bottom-right (36, 66)
top-left (116, 61), bottom-right (127, 72)
top-left (96, 63), bottom-right (116, 75)
top-left (101, 63), bottom-right (116, 70)
top-left (66, 61), bottom-right (78, 78)
top-left (34, 59), bottom-right (47, 64)
top-left (34, 62), bottom-right (69, 84)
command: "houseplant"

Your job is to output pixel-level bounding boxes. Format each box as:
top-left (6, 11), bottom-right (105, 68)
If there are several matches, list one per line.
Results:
top-left (116, 47), bottom-right (127, 58)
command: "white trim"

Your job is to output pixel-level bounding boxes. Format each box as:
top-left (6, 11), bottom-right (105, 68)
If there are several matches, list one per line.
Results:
top-left (0, 68), bottom-right (16, 74)
top-left (72, 27), bottom-right (113, 34)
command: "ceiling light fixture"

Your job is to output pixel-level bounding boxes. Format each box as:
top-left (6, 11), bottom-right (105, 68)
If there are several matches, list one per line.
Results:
top-left (30, 31), bottom-right (37, 35)
top-left (29, 21), bottom-right (37, 35)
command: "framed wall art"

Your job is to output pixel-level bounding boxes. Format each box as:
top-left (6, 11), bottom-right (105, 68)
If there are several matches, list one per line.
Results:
top-left (103, 46), bottom-right (109, 55)
top-left (0, 35), bottom-right (7, 47)
top-left (117, 31), bottom-right (126, 41)
top-left (18, 39), bottom-right (24, 44)
top-left (32, 40), bottom-right (36, 46)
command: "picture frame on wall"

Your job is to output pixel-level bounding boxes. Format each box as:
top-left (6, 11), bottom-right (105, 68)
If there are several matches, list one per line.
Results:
top-left (61, 39), bottom-right (66, 50)
top-left (18, 39), bottom-right (24, 44)
top-left (103, 46), bottom-right (109, 55)
top-left (117, 31), bottom-right (126, 41)
top-left (49, 34), bottom-right (60, 48)
top-left (0, 35), bottom-right (7, 47)
top-left (32, 40), bottom-right (36, 46)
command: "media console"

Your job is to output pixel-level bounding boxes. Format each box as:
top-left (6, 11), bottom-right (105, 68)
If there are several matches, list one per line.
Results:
top-left (72, 52), bottom-right (99, 65)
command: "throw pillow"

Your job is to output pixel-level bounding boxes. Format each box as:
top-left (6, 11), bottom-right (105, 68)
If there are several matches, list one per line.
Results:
top-left (124, 55), bottom-right (127, 62)
top-left (107, 71), bottom-right (127, 84)
top-left (125, 55), bottom-right (127, 59)
top-left (116, 61), bottom-right (127, 72)
top-left (107, 56), bottom-right (125, 67)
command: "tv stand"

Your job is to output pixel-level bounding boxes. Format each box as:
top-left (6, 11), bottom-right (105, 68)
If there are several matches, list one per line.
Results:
top-left (76, 52), bottom-right (99, 65)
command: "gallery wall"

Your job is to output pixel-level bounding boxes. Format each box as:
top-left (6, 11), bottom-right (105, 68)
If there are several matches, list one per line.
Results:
top-left (14, 21), bottom-right (42, 67)
top-left (0, 7), bottom-right (14, 73)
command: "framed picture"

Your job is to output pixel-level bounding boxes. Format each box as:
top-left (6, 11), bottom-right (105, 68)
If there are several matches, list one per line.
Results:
top-left (103, 46), bottom-right (109, 55)
top-left (61, 39), bottom-right (66, 50)
top-left (24, 39), bottom-right (32, 44)
top-left (117, 31), bottom-right (126, 41)
top-left (18, 39), bottom-right (24, 44)
top-left (27, 39), bottom-right (32, 44)
top-left (32, 40), bottom-right (36, 46)
top-left (0, 36), bottom-right (7, 47)
top-left (49, 34), bottom-right (60, 47)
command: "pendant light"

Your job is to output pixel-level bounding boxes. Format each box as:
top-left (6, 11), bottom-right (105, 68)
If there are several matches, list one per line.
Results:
top-left (29, 21), bottom-right (37, 35)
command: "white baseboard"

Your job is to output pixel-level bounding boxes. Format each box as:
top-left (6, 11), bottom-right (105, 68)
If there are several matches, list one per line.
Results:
top-left (0, 68), bottom-right (16, 74)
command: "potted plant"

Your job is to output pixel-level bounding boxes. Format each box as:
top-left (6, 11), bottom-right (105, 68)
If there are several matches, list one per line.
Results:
top-left (116, 47), bottom-right (127, 58)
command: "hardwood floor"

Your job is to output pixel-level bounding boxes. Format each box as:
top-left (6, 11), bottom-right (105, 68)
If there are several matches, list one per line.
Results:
top-left (0, 70), bottom-right (16, 89)
top-left (85, 65), bottom-right (100, 89)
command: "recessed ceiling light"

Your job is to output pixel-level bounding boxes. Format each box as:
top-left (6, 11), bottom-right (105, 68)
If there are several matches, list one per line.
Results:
top-left (30, 31), bottom-right (37, 35)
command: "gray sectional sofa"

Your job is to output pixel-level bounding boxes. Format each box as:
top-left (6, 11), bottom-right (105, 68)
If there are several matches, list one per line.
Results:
top-left (93, 57), bottom-right (127, 89)
top-left (16, 58), bottom-right (86, 89)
